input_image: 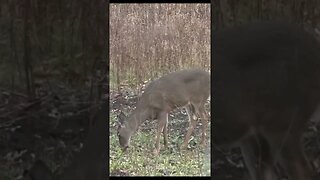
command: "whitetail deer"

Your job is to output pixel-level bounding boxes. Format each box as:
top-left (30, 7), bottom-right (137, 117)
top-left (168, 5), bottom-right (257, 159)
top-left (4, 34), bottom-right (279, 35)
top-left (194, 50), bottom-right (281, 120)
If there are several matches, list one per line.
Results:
top-left (22, 103), bottom-right (107, 180)
top-left (117, 69), bottom-right (210, 155)
top-left (213, 21), bottom-right (320, 180)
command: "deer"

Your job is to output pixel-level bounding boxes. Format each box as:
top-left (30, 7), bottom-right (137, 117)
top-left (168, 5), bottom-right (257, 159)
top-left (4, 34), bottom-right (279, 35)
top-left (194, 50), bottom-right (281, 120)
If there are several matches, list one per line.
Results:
top-left (213, 21), bottom-right (320, 180)
top-left (117, 69), bottom-right (210, 155)
top-left (22, 103), bottom-right (107, 180)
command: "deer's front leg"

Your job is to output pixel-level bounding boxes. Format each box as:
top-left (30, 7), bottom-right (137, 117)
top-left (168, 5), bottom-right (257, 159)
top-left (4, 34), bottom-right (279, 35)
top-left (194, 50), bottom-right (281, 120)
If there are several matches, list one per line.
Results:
top-left (153, 112), bottom-right (168, 155)
top-left (181, 104), bottom-right (197, 149)
top-left (240, 137), bottom-right (259, 180)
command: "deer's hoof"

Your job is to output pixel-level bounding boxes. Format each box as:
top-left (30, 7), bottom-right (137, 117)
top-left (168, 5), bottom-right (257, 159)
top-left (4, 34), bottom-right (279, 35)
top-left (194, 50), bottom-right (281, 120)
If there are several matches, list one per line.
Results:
top-left (200, 142), bottom-right (207, 148)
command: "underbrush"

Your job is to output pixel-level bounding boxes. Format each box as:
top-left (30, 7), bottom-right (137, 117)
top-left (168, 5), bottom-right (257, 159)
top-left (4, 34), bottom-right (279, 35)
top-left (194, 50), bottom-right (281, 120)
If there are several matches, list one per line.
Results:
top-left (109, 112), bottom-right (211, 176)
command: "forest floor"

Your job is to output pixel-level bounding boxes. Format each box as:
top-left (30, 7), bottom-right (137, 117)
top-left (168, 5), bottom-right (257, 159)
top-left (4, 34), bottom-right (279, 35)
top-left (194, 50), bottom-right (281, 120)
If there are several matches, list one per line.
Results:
top-left (0, 86), bottom-right (93, 180)
top-left (0, 86), bottom-right (319, 179)
top-left (109, 89), bottom-right (211, 176)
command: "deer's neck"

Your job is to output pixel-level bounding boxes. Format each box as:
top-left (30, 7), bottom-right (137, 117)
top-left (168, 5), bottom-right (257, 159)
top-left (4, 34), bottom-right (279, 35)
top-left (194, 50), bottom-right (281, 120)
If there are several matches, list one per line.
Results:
top-left (127, 105), bottom-right (153, 132)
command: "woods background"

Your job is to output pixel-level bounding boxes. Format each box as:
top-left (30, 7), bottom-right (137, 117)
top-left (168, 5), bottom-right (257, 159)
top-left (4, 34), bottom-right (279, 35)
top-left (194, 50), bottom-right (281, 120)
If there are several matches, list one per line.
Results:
top-left (110, 4), bottom-right (210, 95)
top-left (213, 0), bottom-right (320, 37)
top-left (0, 0), bottom-right (107, 179)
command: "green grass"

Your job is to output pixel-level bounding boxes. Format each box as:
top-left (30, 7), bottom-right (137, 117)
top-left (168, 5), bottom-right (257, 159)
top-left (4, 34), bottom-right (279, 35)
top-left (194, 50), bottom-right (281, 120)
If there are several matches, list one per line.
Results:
top-left (109, 112), bottom-right (211, 176)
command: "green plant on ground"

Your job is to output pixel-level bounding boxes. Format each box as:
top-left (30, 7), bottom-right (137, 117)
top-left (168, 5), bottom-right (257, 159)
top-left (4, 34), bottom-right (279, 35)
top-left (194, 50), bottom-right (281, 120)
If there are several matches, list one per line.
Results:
top-left (109, 112), bottom-right (211, 176)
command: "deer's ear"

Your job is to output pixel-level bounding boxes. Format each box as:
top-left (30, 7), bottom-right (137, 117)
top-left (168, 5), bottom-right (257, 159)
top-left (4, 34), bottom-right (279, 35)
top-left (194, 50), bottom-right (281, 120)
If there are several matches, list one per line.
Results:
top-left (118, 112), bottom-right (127, 125)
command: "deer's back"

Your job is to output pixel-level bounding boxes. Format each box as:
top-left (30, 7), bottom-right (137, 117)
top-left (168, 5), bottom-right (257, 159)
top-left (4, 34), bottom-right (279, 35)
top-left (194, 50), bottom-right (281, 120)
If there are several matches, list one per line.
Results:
top-left (140, 69), bottom-right (210, 110)
top-left (213, 22), bottom-right (320, 133)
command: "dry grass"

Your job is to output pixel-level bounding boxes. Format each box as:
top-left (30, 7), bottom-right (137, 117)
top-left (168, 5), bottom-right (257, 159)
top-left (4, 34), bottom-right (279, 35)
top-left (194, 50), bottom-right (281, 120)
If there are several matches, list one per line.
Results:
top-left (109, 3), bottom-right (210, 91)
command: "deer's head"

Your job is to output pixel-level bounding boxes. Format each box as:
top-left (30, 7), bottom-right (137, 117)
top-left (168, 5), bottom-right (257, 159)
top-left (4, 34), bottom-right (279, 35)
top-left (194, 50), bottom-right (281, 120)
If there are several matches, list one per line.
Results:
top-left (117, 112), bottom-right (132, 152)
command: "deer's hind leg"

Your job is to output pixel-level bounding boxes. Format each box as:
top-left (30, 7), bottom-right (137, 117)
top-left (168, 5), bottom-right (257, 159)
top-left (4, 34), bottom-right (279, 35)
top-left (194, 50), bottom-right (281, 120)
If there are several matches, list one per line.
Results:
top-left (262, 109), bottom-right (314, 180)
top-left (269, 132), bottom-right (313, 180)
top-left (163, 113), bottom-right (169, 149)
top-left (198, 102), bottom-right (209, 148)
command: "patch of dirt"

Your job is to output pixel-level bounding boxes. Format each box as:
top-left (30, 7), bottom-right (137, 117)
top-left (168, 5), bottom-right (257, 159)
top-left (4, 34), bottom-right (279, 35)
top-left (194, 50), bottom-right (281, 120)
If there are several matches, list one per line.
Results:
top-left (110, 169), bottom-right (129, 176)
